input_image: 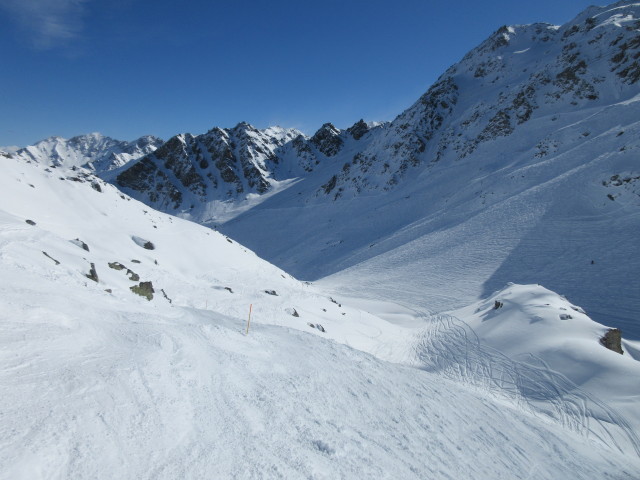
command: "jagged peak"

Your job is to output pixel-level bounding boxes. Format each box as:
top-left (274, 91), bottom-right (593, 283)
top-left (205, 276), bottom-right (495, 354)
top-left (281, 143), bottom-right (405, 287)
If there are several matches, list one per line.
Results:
top-left (312, 123), bottom-right (341, 137)
top-left (232, 121), bottom-right (257, 133)
top-left (346, 119), bottom-right (370, 140)
top-left (133, 134), bottom-right (163, 145)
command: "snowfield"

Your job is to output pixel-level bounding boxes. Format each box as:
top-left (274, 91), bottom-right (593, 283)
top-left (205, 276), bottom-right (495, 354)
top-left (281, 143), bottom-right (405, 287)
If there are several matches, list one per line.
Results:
top-left (220, 1), bottom-right (640, 341)
top-left (2, 2), bottom-right (640, 477)
top-left (1, 151), bottom-right (640, 479)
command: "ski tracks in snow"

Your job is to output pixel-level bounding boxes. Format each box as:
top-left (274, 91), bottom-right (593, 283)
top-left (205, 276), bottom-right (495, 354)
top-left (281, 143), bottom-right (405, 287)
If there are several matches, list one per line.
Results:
top-left (412, 312), bottom-right (640, 457)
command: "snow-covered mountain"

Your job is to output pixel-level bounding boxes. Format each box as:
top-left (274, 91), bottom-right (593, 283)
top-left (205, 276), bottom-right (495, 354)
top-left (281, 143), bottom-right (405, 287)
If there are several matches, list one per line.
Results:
top-left (220, 0), bottom-right (640, 340)
top-left (10, 132), bottom-right (163, 172)
top-left (8, 3), bottom-right (638, 339)
top-left (2, 139), bottom-right (640, 478)
top-left (108, 120), bottom-right (384, 223)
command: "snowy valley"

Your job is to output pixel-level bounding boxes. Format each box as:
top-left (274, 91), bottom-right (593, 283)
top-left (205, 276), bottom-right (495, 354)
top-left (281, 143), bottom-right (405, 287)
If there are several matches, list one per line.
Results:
top-left (1, 1), bottom-right (640, 479)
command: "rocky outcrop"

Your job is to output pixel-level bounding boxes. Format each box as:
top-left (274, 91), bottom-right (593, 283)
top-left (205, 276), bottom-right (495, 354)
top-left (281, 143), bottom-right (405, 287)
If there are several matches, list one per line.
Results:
top-left (130, 281), bottom-right (154, 301)
top-left (600, 329), bottom-right (624, 354)
top-left (310, 123), bottom-right (344, 157)
top-left (113, 123), bottom-right (313, 213)
top-left (346, 119), bottom-right (370, 140)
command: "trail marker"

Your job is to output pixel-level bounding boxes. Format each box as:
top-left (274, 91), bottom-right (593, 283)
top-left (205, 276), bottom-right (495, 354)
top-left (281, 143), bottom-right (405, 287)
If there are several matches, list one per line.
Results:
top-left (245, 304), bottom-right (253, 335)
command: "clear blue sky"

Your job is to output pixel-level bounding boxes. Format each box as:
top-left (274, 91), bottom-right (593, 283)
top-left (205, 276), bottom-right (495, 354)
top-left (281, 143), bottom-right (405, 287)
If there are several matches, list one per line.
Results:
top-left (1, 0), bottom-right (600, 147)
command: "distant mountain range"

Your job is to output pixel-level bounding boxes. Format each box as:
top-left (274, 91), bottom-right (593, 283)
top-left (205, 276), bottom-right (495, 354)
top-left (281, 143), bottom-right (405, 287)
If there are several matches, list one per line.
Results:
top-left (4, 0), bottom-right (639, 338)
top-left (6, 132), bottom-right (163, 172)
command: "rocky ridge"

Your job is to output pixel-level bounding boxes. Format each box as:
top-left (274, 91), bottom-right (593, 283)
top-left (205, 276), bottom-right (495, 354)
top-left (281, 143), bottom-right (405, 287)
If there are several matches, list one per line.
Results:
top-left (111, 120), bottom-right (383, 219)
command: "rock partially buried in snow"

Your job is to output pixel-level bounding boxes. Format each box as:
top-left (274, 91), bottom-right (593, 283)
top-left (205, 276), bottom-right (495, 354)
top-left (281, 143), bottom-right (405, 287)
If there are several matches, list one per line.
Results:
top-left (85, 263), bottom-right (99, 283)
top-left (600, 328), bottom-right (624, 355)
top-left (130, 281), bottom-right (154, 301)
top-left (131, 235), bottom-right (155, 250)
top-left (70, 238), bottom-right (90, 251)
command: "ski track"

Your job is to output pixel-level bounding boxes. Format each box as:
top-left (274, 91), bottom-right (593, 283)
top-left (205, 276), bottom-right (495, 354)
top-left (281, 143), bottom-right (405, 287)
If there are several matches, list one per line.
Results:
top-left (411, 310), bottom-right (640, 457)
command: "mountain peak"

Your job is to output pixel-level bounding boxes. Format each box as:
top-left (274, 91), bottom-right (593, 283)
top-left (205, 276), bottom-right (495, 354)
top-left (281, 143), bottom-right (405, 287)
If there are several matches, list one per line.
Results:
top-left (346, 119), bottom-right (370, 140)
top-left (310, 123), bottom-right (343, 157)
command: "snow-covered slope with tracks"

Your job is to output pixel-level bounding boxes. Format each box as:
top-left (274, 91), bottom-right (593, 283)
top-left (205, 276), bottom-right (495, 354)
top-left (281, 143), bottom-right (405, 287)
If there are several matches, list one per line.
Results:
top-left (2, 152), bottom-right (640, 478)
top-left (222, 1), bottom-right (640, 339)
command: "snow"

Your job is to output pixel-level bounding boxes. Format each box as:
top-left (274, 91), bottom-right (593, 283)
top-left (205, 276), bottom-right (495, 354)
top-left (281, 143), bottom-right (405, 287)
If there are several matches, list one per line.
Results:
top-left (221, 1), bottom-right (640, 340)
top-left (9, 133), bottom-right (162, 172)
top-left (2, 2), bottom-right (640, 477)
top-left (2, 147), bottom-right (640, 478)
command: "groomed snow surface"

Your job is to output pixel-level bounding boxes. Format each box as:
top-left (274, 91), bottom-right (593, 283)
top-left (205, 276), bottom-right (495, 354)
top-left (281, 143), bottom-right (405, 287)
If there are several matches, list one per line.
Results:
top-left (1, 156), bottom-right (640, 479)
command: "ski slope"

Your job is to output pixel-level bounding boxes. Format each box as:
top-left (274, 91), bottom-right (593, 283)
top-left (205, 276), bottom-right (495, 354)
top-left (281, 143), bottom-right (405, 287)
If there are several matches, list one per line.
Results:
top-left (2, 152), bottom-right (640, 478)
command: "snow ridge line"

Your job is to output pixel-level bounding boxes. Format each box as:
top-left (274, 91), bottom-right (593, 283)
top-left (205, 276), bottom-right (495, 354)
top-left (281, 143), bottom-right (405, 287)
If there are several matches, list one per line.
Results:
top-left (415, 313), bottom-right (640, 457)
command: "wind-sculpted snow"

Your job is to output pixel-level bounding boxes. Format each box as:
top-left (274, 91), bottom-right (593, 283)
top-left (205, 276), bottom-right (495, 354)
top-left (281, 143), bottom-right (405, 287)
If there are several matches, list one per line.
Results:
top-left (415, 312), bottom-right (640, 457)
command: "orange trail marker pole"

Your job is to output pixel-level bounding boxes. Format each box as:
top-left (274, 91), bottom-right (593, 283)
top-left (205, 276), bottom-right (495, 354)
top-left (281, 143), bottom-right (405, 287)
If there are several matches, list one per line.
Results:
top-left (245, 304), bottom-right (253, 335)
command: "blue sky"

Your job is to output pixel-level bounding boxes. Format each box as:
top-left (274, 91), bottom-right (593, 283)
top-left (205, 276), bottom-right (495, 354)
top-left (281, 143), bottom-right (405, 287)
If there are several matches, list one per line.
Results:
top-left (1, 0), bottom-right (600, 147)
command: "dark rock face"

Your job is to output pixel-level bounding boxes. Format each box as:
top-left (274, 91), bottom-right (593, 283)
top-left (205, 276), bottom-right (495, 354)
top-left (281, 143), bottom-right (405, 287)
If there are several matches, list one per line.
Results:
top-left (86, 263), bottom-right (99, 283)
top-left (113, 124), bottom-right (308, 212)
top-left (116, 157), bottom-right (183, 209)
top-left (347, 119), bottom-right (370, 140)
top-left (600, 328), bottom-right (624, 354)
top-left (310, 123), bottom-right (344, 157)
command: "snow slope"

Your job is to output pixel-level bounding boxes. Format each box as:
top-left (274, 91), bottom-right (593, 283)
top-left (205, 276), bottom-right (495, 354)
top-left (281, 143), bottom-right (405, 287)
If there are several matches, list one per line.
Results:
top-left (2, 149), bottom-right (640, 478)
top-left (221, 1), bottom-right (640, 339)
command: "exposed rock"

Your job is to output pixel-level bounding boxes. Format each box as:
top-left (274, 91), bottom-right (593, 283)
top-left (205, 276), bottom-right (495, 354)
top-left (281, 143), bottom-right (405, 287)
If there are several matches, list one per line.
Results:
top-left (311, 123), bottom-right (344, 157)
top-left (600, 328), bottom-right (624, 354)
top-left (70, 238), bottom-right (90, 251)
top-left (132, 236), bottom-right (155, 250)
top-left (321, 175), bottom-right (338, 195)
top-left (347, 119), bottom-right (369, 140)
top-left (109, 261), bottom-right (140, 281)
top-left (161, 288), bottom-right (172, 304)
top-left (130, 281), bottom-right (154, 301)
top-left (86, 263), bottom-right (99, 283)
